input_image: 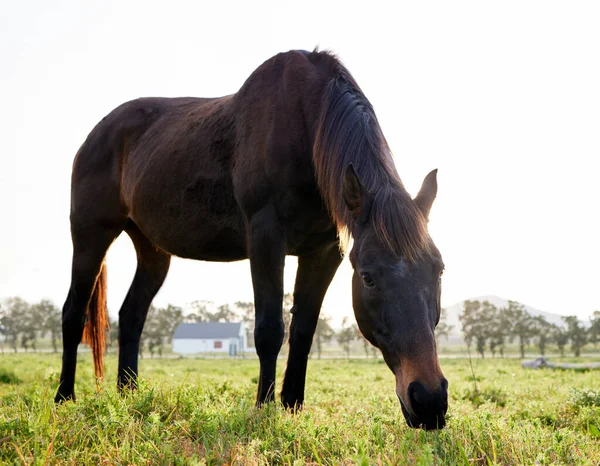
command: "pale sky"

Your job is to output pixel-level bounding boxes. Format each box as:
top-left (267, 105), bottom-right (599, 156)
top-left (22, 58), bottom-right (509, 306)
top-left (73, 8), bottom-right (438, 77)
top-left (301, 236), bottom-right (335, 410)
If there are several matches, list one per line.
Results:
top-left (1, 1), bottom-right (599, 324)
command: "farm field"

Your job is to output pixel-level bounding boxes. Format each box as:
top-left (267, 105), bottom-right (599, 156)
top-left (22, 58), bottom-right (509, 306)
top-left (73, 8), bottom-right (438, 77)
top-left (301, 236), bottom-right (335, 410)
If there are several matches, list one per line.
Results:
top-left (1, 354), bottom-right (599, 465)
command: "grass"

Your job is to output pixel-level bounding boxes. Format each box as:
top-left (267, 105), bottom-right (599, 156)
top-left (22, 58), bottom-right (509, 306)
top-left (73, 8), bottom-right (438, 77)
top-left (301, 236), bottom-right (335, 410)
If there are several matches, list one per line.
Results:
top-left (0, 354), bottom-right (599, 465)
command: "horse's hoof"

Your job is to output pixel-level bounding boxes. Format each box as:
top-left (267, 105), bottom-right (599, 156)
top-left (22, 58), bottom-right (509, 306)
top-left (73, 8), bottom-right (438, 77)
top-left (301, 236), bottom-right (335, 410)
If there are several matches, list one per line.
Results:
top-left (281, 394), bottom-right (303, 412)
top-left (117, 380), bottom-right (138, 394)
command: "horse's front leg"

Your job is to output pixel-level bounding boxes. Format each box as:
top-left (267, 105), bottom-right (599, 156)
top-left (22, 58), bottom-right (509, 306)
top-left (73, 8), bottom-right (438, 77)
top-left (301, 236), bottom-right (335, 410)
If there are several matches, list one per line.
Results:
top-left (247, 206), bottom-right (286, 405)
top-left (281, 243), bottom-right (342, 410)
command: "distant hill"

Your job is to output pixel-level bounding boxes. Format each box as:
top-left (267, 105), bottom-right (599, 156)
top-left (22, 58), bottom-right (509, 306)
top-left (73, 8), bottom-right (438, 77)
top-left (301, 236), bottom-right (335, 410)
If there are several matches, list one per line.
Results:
top-left (442, 295), bottom-right (569, 336)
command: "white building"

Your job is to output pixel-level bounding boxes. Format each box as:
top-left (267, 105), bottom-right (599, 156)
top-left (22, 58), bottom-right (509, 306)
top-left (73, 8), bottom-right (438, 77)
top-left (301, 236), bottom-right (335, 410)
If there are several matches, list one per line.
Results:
top-left (172, 322), bottom-right (246, 355)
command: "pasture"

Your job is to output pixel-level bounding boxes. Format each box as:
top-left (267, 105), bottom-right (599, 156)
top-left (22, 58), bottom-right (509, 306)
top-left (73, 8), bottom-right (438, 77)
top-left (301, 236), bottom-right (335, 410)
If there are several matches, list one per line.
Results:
top-left (1, 354), bottom-right (599, 465)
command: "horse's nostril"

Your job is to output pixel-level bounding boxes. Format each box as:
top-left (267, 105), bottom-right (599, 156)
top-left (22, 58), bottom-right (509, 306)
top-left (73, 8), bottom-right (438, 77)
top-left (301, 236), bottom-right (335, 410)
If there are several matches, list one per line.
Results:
top-left (408, 381), bottom-right (426, 410)
top-left (441, 378), bottom-right (449, 391)
top-left (408, 380), bottom-right (448, 413)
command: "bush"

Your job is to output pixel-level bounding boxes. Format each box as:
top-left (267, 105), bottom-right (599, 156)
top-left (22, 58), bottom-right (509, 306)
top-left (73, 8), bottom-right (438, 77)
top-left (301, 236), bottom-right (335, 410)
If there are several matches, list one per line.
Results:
top-left (570, 388), bottom-right (600, 408)
top-left (0, 368), bottom-right (22, 384)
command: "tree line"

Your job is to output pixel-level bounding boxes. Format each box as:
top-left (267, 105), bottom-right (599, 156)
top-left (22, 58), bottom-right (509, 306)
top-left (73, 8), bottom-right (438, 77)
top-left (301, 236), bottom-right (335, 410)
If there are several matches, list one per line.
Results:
top-left (3, 295), bottom-right (597, 358)
top-left (0, 298), bottom-right (62, 353)
top-left (459, 300), bottom-right (600, 358)
top-left (0, 295), bottom-right (386, 358)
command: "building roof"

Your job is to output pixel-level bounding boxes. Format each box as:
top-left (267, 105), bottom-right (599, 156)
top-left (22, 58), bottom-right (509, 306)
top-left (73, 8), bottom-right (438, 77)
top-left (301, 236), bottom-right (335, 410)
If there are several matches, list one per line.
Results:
top-left (173, 322), bottom-right (243, 340)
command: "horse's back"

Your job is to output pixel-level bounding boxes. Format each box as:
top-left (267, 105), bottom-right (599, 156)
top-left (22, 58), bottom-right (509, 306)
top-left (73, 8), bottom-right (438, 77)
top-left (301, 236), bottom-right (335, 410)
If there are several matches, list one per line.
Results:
top-left (73, 97), bottom-right (203, 168)
top-left (70, 97), bottom-right (205, 223)
top-left (118, 96), bottom-right (245, 259)
top-left (70, 50), bottom-right (339, 260)
top-left (70, 96), bottom-right (240, 253)
top-left (72, 97), bottom-right (209, 191)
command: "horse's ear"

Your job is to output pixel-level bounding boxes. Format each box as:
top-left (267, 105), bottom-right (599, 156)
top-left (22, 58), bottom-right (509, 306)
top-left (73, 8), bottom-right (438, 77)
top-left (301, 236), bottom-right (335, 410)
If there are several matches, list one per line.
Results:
top-left (414, 169), bottom-right (438, 219)
top-left (343, 164), bottom-right (364, 218)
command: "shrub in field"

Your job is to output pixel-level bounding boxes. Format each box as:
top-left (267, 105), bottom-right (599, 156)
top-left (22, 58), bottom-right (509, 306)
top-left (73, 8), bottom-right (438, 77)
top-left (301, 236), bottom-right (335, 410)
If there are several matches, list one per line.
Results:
top-left (462, 387), bottom-right (507, 407)
top-left (0, 368), bottom-right (21, 384)
top-left (567, 388), bottom-right (600, 439)
top-left (570, 388), bottom-right (600, 408)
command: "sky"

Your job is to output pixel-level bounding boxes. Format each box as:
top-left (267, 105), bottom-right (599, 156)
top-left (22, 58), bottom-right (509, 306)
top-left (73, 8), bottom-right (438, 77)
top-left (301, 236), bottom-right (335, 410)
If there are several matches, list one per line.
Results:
top-left (1, 0), bottom-right (599, 324)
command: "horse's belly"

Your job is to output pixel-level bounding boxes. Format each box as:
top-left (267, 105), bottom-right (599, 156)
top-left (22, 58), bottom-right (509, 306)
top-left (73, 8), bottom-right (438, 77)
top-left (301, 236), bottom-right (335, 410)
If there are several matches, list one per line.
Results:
top-left (128, 190), bottom-right (247, 262)
top-left (171, 225), bottom-right (248, 262)
top-left (137, 216), bottom-right (248, 262)
top-left (125, 147), bottom-right (249, 261)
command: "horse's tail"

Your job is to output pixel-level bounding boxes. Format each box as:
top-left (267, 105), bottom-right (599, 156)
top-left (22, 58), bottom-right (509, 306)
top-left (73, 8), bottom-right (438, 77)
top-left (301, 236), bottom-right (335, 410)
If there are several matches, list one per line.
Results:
top-left (81, 262), bottom-right (109, 381)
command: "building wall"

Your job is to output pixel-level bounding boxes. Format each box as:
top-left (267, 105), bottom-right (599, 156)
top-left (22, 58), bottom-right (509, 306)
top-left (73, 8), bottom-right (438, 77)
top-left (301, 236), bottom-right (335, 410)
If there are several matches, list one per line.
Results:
top-left (173, 338), bottom-right (242, 354)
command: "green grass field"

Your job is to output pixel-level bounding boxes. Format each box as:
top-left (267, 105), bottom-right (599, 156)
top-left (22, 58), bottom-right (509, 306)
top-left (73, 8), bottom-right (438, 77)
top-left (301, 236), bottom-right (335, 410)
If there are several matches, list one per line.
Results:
top-left (1, 354), bottom-right (599, 465)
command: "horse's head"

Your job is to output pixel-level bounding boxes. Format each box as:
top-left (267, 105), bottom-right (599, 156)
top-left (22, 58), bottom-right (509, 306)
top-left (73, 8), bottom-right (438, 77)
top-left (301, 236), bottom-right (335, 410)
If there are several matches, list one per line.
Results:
top-left (344, 166), bottom-right (447, 430)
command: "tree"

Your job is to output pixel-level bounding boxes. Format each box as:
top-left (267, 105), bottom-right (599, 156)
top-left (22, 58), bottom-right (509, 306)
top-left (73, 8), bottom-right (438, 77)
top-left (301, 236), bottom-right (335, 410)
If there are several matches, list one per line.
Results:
top-left (459, 300), bottom-right (478, 351)
top-left (31, 299), bottom-right (61, 353)
top-left (188, 301), bottom-right (238, 323)
top-left (145, 307), bottom-right (164, 358)
top-left (336, 317), bottom-right (358, 358)
top-left (459, 300), bottom-right (489, 358)
top-left (563, 315), bottom-right (587, 357)
top-left (3, 298), bottom-right (31, 352)
top-left (504, 301), bottom-right (535, 358)
top-left (488, 307), bottom-right (510, 358)
top-left (213, 304), bottom-right (237, 322)
top-left (311, 314), bottom-right (334, 359)
top-left (22, 302), bottom-right (44, 352)
top-left (589, 311), bottom-right (600, 349)
top-left (141, 304), bottom-right (184, 357)
top-left (185, 301), bottom-right (220, 322)
top-left (161, 304), bottom-right (184, 343)
top-left (435, 308), bottom-right (454, 346)
top-left (551, 324), bottom-right (568, 357)
top-left (479, 301), bottom-right (498, 357)
top-left (0, 299), bottom-right (21, 352)
top-left (531, 315), bottom-right (551, 356)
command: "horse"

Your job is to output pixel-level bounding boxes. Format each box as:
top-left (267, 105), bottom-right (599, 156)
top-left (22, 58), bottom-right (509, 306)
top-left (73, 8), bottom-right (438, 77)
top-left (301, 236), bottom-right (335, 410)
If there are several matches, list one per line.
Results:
top-left (55, 49), bottom-right (448, 430)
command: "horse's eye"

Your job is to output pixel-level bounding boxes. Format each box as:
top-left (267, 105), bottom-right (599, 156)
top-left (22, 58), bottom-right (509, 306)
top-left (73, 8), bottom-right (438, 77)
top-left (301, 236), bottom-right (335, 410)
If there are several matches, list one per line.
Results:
top-left (360, 272), bottom-right (375, 287)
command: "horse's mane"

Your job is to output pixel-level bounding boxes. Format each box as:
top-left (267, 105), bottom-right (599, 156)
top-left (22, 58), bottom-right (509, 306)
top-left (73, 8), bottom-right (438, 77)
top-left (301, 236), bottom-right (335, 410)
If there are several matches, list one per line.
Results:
top-left (310, 50), bottom-right (429, 261)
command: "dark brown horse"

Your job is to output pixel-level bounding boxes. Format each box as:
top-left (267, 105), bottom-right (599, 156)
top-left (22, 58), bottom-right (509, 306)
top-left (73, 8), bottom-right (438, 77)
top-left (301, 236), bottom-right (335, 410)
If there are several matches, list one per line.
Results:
top-left (55, 49), bottom-right (447, 429)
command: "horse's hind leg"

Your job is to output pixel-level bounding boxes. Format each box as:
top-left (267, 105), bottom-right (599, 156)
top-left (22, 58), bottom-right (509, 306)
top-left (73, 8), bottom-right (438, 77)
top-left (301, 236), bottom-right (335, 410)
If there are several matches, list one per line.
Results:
top-left (117, 223), bottom-right (171, 391)
top-left (55, 224), bottom-right (122, 402)
top-left (281, 244), bottom-right (342, 410)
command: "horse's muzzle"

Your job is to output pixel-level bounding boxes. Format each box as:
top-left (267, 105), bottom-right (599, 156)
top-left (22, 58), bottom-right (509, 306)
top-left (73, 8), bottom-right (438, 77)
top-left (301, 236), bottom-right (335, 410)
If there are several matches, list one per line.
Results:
top-left (397, 378), bottom-right (448, 430)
